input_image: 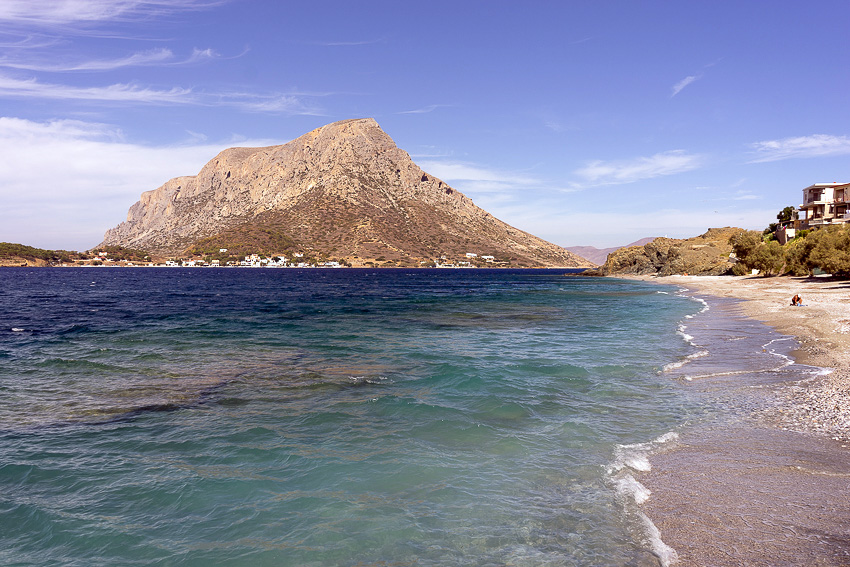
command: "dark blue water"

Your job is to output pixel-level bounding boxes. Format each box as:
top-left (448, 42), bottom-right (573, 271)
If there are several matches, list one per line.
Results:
top-left (0, 268), bottom-right (705, 566)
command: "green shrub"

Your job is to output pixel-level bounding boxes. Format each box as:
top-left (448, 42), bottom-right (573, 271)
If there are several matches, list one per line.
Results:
top-left (807, 225), bottom-right (850, 276)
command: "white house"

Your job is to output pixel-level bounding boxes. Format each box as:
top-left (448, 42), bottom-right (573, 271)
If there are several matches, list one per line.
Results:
top-left (798, 182), bottom-right (850, 229)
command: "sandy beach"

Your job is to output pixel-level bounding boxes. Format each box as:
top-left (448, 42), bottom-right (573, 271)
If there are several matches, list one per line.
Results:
top-left (628, 275), bottom-right (850, 566)
top-left (648, 274), bottom-right (850, 441)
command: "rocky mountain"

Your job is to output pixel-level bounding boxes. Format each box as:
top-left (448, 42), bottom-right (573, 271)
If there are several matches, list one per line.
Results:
top-left (100, 118), bottom-right (590, 268)
top-left (565, 237), bottom-right (657, 266)
top-left (591, 227), bottom-right (743, 276)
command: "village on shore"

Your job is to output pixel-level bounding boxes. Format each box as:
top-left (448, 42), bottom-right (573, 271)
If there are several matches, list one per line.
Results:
top-left (0, 242), bottom-right (510, 269)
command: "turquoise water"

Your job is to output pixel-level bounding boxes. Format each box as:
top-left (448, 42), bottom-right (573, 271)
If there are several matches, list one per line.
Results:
top-left (0, 269), bottom-right (703, 565)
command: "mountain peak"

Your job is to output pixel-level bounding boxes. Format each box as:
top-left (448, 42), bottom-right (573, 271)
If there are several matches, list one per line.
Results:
top-left (99, 120), bottom-right (590, 268)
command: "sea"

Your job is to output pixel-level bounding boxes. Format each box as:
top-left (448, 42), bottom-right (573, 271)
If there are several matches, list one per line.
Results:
top-left (0, 268), bottom-right (819, 566)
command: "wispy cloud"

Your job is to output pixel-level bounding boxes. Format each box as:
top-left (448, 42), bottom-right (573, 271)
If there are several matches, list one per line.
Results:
top-left (418, 160), bottom-right (539, 195)
top-left (0, 34), bottom-right (59, 48)
top-left (0, 0), bottom-right (224, 28)
top-left (545, 120), bottom-right (566, 133)
top-left (671, 74), bottom-right (700, 97)
top-left (232, 93), bottom-right (324, 115)
top-left (0, 47), bottom-right (173, 71)
top-left (0, 73), bottom-right (193, 103)
top-left (186, 47), bottom-right (218, 63)
top-left (314, 38), bottom-right (386, 47)
top-left (0, 47), bottom-right (221, 71)
top-left (398, 104), bottom-right (450, 115)
top-left (0, 116), bottom-right (284, 250)
top-left (749, 134), bottom-right (850, 162)
top-left (0, 73), bottom-right (324, 113)
top-left (573, 150), bottom-right (704, 187)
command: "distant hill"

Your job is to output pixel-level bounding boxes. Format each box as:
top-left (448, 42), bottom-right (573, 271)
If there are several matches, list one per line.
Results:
top-left (565, 238), bottom-right (658, 266)
top-left (100, 118), bottom-right (592, 268)
top-left (0, 243), bottom-right (76, 267)
top-left (590, 228), bottom-right (743, 276)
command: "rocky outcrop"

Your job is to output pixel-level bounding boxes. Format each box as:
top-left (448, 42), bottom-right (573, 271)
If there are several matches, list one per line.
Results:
top-left (100, 118), bottom-right (590, 268)
top-left (593, 227), bottom-right (743, 276)
top-left (0, 257), bottom-right (48, 267)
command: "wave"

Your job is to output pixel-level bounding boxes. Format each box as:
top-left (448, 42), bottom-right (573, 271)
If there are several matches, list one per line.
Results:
top-left (661, 349), bottom-right (709, 372)
top-left (606, 432), bottom-right (680, 566)
top-left (676, 323), bottom-right (696, 346)
top-left (676, 290), bottom-right (709, 319)
top-left (680, 336), bottom-right (798, 382)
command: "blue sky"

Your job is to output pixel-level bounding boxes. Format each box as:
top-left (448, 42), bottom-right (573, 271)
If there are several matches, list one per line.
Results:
top-left (1, 0), bottom-right (849, 251)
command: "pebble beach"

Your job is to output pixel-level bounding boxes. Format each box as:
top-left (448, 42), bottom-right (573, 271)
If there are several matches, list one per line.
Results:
top-left (628, 274), bottom-right (850, 566)
top-left (656, 274), bottom-right (850, 442)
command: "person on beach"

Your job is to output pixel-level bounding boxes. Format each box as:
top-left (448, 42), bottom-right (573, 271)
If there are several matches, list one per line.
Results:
top-left (791, 294), bottom-right (802, 306)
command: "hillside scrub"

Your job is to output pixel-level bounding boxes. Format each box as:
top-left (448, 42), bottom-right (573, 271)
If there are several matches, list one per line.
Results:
top-left (92, 245), bottom-right (150, 262)
top-left (732, 225), bottom-right (850, 277)
top-left (0, 243), bottom-right (77, 263)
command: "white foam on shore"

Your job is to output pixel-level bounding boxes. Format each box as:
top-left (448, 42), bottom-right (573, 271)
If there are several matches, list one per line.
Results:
top-left (606, 432), bottom-right (680, 566)
top-left (676, 324), bottom-right (696, 346)
top-left (638, 511), bottom-right (679, 567)
top-left (607, 432), bottom-right (679, 476)
top-left (684, 299), bottom-right (709, 318)
top-left (675, 288), bottom-right (709, 313)
top-left (810, 366), bottom-right (835, 377)
top-left (664, 293), bottom-right (712, 373)
top-left (761, 337), bottom-right (795, 368)
top-left (662, 349), bottom-right (709, 373)
top-left (614, 473), bottom-right (652, 504)
top-left (682, 336), bottom-right (799, 382)
top-left (675, 297), bottom-right (708, 345)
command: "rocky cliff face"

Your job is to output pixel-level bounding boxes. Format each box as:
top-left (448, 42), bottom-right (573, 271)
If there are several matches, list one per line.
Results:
top-left (100, 118), bottom-right (589, 267)
top-left (594, 227), bottom-right (743, 276)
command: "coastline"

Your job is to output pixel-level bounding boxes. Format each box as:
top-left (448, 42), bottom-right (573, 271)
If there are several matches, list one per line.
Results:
top-left (636, 274), bottom-right (850, 441)
top-left (624, 275), bottom-right (850, 566)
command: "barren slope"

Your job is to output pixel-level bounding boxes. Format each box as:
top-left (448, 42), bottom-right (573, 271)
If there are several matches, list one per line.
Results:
top-left (100, 118), bottom-right (589, 267)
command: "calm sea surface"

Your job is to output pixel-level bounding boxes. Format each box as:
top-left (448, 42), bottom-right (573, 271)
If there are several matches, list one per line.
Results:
top-left (0, 268), bottom-right (791, 566)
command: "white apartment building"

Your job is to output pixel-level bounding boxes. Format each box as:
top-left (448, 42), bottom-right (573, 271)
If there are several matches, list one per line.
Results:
top-left (797, 182), bottom-right (850, 229)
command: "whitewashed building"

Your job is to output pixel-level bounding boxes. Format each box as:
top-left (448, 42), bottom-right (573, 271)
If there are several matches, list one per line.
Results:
top-left (798, 182), bottom-right (850, 229)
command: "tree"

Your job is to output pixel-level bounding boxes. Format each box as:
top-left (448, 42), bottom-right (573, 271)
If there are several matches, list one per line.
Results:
top-left (730, 230), bottom-right (784, 276)
top-left (748, 240), bottom-right (785, 276)
top-left (807, 225), bottom-right (850, 276)
top-left (777, 206), bottom-right (798, 224)
top-left (783, 234), bottom-right (818, 276)
top-left (764, 205), bottom-right (800, 237)
top-left (730, 230), bottom-right (762, 263)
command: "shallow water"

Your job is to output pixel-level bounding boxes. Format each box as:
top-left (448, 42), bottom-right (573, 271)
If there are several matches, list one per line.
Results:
top-left (0, 268), bottom-right (719, 565)
top-left (642, 289), bottom-right (849, 566)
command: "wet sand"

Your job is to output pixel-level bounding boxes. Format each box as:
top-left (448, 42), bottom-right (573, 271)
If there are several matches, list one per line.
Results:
top-left (627, 275), bottom-right (850, 566)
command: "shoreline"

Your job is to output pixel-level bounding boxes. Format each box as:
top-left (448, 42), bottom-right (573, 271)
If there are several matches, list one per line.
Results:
top-left (631, 274), bottom-right (850, 442)
top-left (623, 275), bottom-right (850, 566)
